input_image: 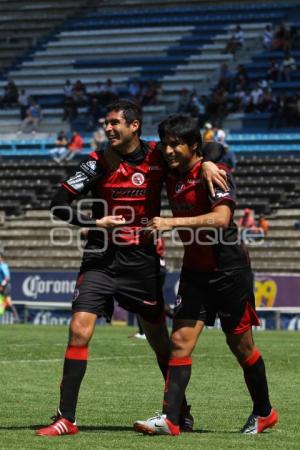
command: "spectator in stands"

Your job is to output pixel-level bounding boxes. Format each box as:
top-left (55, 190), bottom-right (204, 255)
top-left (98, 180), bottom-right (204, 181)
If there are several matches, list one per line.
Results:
top-left (268, 95), bottom-right (286, 129)
top-left (206, 86), bottom-right (229, 122)
top-left (238, 209), bottom-right (264, 243)
top-left (128, 79), bottom-right (142, 101)
top-left (0, 253), bottom-right (20, 322)
top-left (0, 79), bottom-right (19, 108)
top-left (176, 88), bottom-right (191, 113)
top-left (260, 87), bottom-right (275, 113)
top-left (238, 208), bottom-right (256, 231)
top-left (234, 64), bottom-right (249, 91)
top-left (271, 23), bottom-right (288, 51)
top-left (63, 79), bottom-right (73, 98)
top-left (257, 78), bottom-right (269, 90)
top-left (62, 96), bottom-right (77, 123)
top-left (59, 130), bottom-right (84, 163)
top-left (88, 97), bottom-right (103, 129)
top-left (189, 91), bottom-right (207, 126)
top-left (262, 25), bottom-right (274, 50)
top-left (202, 122), bottom-right (214, 142)
top-left (213, 125), bottom-right (227, 146)
top-left (224, 25), bottom-right (245, 55)
top-left (90, 118), bottom-right (107, 151)
top-left (247, 81), bottom-right (263, 113)
top-left (217, 63), bottom-right (233, 91)
top-left (221, 145), bottom-right (237, 172)
top-left (280, 51), bottom-right (297, 82)
top-left (98, 78), bottom-right (119, 106)
top-left (18, 88), bottom-right (30, 120)
top-left (20, 98), bottom-right (43, 133)
top-left (232, 84), bottom-right (247, 112)
top-left (266, 59), bottom-right (280, 82)
top-left (72, 80), bottom-right (88, 106)
top-left (92, 81), bottom-right (103, 97)
top-left (49, 130), bottom-right (69, 163)
top-left (141, 80), bottom-right (159, 106)
top-left (258, 216), bottom-right (270, 235)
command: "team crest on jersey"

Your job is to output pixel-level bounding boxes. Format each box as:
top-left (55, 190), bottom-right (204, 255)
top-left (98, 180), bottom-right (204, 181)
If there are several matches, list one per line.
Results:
top-left (131, 172), bottom-right (145, 186)
top-left (73, 288), bottom-right (80, 301)
top-left (175, 182), bottom-right (185, 193)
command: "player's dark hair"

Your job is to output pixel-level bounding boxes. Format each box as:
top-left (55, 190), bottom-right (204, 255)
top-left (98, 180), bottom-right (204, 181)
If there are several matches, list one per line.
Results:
top-left (106, 100), bottom-right (143, 136)
top-left (158, 114), bottom-right (202, 154)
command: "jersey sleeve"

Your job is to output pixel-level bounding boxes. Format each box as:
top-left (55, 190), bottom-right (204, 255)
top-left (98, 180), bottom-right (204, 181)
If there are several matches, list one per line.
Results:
top-left (207, 171), bottom-right (236, 209)
top-left (62, 154), bottom-right (106, 195)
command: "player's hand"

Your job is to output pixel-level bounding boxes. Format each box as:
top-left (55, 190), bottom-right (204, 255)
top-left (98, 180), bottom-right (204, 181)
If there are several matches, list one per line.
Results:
top-left (147, 217), bottom-right (173, 233)
top-left (96, 215), bottom-right (126, 229)
top-left (202, 161), bottom-right (228, 197)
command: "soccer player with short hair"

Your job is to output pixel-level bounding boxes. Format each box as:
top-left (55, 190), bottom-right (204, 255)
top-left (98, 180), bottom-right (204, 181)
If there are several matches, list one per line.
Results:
top-left (134, 114), bottom-right (278, 436)
top-left (36, 101), bottom-right (224, 437)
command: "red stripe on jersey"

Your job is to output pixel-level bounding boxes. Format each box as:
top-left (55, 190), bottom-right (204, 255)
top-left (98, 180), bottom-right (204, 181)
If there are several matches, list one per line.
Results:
top-left (65, 345), bottom-right (89, 360)
top-left (169, 357), bottom-right (192, 366)
top-left (62, 182), bottom-right (77, 195)
top-left (241, 348), bottom-right (261, 368)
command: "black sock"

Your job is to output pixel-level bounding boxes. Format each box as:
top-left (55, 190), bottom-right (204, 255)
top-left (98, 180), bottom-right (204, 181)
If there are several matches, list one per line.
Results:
top-left (241, 349), bottom-right (272, 417)
top-left (157, 357), bottom-right (188, 410)
top-left (59, 345), bottom-right (88, 422)
top-left (162, 357), bottom-right (192, 425)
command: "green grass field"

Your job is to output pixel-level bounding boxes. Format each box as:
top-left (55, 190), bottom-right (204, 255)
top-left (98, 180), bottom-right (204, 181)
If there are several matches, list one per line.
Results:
top-left (0, 325), bottom-right (299, 450)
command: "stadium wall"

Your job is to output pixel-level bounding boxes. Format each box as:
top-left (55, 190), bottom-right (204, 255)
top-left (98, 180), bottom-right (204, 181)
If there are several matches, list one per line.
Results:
top-left (1, 270), bottom-right (299, 330)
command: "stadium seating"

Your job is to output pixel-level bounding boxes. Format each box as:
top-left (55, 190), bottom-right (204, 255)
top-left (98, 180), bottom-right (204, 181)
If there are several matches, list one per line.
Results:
top-left (163, 208), bottom-right (300, 272)
top-left (0, 0), bottom-right (298, 134)
top-left (1, 206), bottom-right (300, 272)
top-left (224, 31), bottom-right (300, 130)
top-left (0, 0), bottom-right (89, 73)
top-left (0, 146), bottom-right (299, 272)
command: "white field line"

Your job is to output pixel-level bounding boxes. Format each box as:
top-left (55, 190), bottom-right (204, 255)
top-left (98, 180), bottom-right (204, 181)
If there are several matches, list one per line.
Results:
top-left (0, 353), bottom-right (236, 364)
top-left (0, 354), bottom-right (150, 364)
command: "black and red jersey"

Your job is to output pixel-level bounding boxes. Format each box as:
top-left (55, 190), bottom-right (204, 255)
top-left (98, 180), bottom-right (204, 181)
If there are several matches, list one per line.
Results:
top-left (166, 160), bottom-right (250, 272)
top-left (62, 140), bottom-right (167, 246)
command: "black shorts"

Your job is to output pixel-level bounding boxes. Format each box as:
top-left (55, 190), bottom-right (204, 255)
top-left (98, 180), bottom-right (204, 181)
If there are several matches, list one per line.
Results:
top-left (174, 267), bottom-right (259, 334)
top-left (72, 245), bottom-right (164, 323)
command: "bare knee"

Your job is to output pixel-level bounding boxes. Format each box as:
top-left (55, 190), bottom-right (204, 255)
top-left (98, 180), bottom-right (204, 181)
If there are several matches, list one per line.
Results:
top-left (171, 331), bottom-right (193, 358)
top-left (69, 314), bottom-right (96, 346)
